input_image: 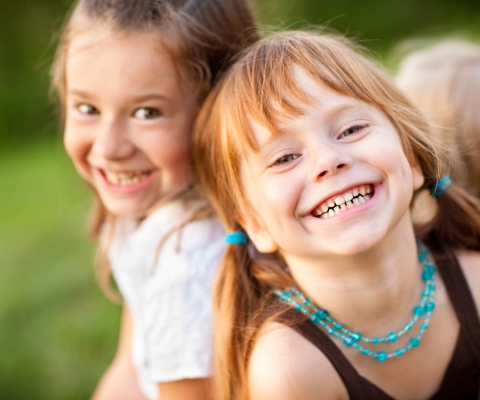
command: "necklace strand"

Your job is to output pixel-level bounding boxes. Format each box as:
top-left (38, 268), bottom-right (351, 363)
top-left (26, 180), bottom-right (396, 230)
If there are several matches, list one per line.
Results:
top-left (273, 240), bottom-right (437, 362)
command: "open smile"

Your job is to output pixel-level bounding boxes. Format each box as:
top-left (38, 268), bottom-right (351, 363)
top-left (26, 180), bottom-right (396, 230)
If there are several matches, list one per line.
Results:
top-left (312, 184), bottom-right (374, 219)
top-left (100, 169), bottom-right (155, 187)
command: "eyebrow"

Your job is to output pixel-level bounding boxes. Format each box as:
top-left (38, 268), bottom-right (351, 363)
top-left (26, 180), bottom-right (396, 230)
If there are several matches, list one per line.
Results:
top-left (66, 88), bottom-right (171, 103)
top-left (255, 102), bottom-right (369, 153)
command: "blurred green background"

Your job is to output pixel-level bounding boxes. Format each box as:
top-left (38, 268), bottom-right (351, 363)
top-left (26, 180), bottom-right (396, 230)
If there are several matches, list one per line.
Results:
top-left (1, 0), bottom-right (479, 398)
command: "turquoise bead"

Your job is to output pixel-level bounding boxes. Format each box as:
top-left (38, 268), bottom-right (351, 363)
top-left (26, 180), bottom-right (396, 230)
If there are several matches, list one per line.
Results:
top-left (361, 348), bottom-right (370, 356)
top-left (372, 337), bottom-right (380, 344)
top-left (426, 265), bottom-right (436, 275)
top-left (421, 270), bottom-right (432, 281)
top-left (410, 337), bottom-right (420, 347)
top-left (295, 304), bottom-right (302, 311)
top-left (388, 332), bottom-right (398, 343)
top-left (422, 323), bottom-right (429, 330)
top-left (425, 302), bottom-right (435, 311)
top-left (309, 314), bottom-right (319, 323)
top-left (304, 299), bottom-right (311, 306)
top-left (405, 323), bottom-right (412, 331)
top-left (351, 332), bottom-right (362, 342)
top-left (377, 351), bottom-right (387, 362)
top-left (428, 284), bottom-right (436, 291)
top-left (370, 352), bottom-right (377, 358)
top-left (335, 323), bottom-right (343, 330)
top-left (414, 306), bottom-right (425, 316)
top-left (344, 337), bottom-right (354, 347)
top-left (316, 310), bottom-right (328, 320)
top-left (396, 349), bottom-right (404, 357)
top-left (327, 328), bottom-right (335, 335)
top-left (354, 344), bottom-right (361, 350)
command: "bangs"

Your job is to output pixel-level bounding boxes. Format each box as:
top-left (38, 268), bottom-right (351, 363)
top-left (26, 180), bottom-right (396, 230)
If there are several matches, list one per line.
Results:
top-left (220, 31), bottom-right (394, 154)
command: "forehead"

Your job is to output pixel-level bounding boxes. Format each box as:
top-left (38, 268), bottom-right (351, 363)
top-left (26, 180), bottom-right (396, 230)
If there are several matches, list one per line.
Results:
top-left (65, 30), bottom-right (190, 96)
top-left (247, 66), bottom-right (374, 148)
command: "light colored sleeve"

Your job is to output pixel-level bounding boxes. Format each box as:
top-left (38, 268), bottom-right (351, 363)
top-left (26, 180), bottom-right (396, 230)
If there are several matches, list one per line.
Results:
top-left (142, 218), bottom-right (226, 383)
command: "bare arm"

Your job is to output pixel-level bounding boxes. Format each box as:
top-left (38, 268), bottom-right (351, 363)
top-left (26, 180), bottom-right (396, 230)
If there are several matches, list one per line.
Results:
top-left (158, 378), bottom-right (212, 400)
top-left (92, 307), bottom-right (149, 400)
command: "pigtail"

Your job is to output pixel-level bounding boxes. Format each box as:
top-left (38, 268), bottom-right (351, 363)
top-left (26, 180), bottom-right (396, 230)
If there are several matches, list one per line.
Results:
top-left (213, 239), bottom-right (301, 400)
top-left (213, 244), bottom-right (254, 400)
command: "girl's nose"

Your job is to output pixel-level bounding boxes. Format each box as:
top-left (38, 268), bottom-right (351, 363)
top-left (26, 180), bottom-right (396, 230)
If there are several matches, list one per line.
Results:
top-left (310, 143), bottom-right (352, 181)
top-left (91, 118), bottom-right (134, 160)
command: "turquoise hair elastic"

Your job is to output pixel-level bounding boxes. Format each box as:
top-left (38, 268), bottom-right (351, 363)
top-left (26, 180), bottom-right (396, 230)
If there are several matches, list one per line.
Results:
top-left (225, 231), bottom-right (248, 245)
top-left (430, 175), bottom-right (452, 198)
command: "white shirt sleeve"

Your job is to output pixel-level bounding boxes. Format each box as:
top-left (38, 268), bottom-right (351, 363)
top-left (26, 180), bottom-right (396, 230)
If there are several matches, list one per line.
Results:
top-left (142, 218), bottom-right (226, 382)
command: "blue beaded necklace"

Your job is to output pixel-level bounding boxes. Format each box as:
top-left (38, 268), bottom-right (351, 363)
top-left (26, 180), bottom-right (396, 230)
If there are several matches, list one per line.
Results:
top-left (273, 240), bottom-right (436, 362)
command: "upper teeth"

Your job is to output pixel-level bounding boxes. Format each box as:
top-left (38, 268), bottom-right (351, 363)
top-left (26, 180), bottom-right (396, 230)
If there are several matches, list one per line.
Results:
top-left (103, 170), bottom-right (150, 186)
top-left (313, 184), bottom-right (373, 219)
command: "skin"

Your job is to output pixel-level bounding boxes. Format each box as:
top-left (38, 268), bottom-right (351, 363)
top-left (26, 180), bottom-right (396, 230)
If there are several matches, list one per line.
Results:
top-left (242, 67), bottom-right (480, 399)
top-left (64, 30), bottom-right (198, 219)
top-left (65, 30), bottom-right (210, 400)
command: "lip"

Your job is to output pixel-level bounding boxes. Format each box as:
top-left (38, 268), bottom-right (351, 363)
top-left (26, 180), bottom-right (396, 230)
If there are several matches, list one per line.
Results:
top-left (304, 182), bottom-right (380, 220)
top-left (93, 168), bottom-right (158, 194)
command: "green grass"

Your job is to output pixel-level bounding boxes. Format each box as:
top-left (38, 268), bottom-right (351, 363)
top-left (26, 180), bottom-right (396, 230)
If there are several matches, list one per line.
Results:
top-left (0, 139), bottom-right (121, 400)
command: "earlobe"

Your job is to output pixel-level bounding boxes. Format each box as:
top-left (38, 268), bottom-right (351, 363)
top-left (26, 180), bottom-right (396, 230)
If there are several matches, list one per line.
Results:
top-left (411, 157), bottom-right (425, 191)
top-left (237, 215), bottom-right (278, 253)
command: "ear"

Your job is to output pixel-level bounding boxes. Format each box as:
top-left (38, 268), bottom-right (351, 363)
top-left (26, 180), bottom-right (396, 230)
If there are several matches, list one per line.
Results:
top-left (411, 156), bottom-right (425, 191)
top-left (237, 214), bottom-right (278, 253)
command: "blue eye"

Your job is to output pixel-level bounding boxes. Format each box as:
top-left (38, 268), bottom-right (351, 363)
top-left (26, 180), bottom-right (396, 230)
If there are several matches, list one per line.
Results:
top-left (134, 107), bottom-right (161, 119)
top-left (78, 103), bottom-right (99, 115)
top-left (340, 125), bottom-right (366, 138)
top-left (272, 154), bottom-right (299, 166)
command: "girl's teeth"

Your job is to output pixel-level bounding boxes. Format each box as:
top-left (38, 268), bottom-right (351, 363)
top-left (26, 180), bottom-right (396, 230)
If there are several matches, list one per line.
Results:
top-left (313, 184), bottom-right (374, 219)
top-left (103, 171), bottom-right (149, 186)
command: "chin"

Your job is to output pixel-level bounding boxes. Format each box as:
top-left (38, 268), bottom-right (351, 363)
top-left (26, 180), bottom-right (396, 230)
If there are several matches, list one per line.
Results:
top-left (102, 200), bottom-right (150, 220)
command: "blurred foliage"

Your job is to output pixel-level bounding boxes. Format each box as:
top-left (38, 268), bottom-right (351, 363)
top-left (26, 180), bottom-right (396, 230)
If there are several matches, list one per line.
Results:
top-left (1, 0), bottom-right (479, 399)
top-left (0, 139), bottom-right (121, 399)
top-left (1, 0), bottom-right (480, 149)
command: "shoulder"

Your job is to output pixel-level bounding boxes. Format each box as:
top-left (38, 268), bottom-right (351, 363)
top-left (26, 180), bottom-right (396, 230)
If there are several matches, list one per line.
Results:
top-left (248, 322), bottom-right (347, 400)
top-left (456, 249), bottom-right (480, 314)
top-left (174, 217), bottom-right (226, 270)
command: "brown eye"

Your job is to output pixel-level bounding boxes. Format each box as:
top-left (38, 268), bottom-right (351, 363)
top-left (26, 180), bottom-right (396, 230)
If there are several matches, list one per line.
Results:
top-left (78, 103), bottom-right (99, 115)
top-left (341, 125), bottom-right (366, 138)
top-left (134, 107), bottom-right (161, 120)
top-left (273, 154), bottom-right (299, 166)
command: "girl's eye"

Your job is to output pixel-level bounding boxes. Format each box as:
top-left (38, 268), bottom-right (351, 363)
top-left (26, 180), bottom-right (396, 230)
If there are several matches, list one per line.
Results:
top-left (134, 107), bottom-right (161, 120)
top-left (271, 154), bottom-right (299, 166)
top-left (78, 103), bottom-right (99, 115)
top-left (340, 124), bottom-right (367, 138)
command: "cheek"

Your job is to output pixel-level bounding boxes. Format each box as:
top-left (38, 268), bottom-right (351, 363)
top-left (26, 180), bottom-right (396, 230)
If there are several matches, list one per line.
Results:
top-left (63, 125), bottom-right (92, 179)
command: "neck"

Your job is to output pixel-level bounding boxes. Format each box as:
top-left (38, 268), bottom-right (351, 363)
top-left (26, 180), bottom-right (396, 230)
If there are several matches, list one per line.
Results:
top-left (283, 216), bottom-right (421, 335)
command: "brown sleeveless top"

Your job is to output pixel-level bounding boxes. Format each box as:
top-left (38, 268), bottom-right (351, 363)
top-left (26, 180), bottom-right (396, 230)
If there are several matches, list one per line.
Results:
top-left (282, 250), bottom-right (480, 399)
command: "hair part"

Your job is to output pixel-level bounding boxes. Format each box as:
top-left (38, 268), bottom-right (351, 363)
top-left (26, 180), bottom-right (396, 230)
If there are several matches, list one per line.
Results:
top-left (193, 30), bottom-right (480, 400)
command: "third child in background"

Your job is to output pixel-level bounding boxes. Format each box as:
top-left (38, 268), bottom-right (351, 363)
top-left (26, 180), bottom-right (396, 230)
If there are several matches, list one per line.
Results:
top-left (396, 40), bottom-right (480, 198)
